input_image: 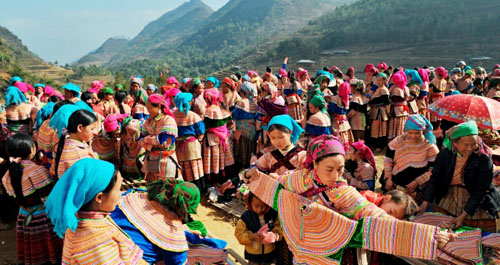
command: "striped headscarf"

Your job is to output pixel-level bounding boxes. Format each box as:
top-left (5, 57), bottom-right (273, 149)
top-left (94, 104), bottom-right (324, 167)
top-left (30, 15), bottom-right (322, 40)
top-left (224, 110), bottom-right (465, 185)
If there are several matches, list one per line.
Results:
top-left (240, 81), bottom-right (257, 102)
top-left (405, 114), bottom-right (436, 144)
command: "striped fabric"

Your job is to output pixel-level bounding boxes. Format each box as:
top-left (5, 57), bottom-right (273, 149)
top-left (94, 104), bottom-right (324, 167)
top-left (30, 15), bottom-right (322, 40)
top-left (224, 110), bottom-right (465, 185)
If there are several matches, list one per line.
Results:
top-left (388, 116), bottom-right (407, 139)
top-left (248, 172), bottom-right (284, 208)
top-left (203, 105), bottom-right (234, 174)
top-left (363, 216), bottom-right (438, 260)
top-left (99, 99), bottom-right (120, 116)
top-left (437, 229), bottom-right (483, 265)
top-left (35, 119), bottom-right (58, 153)
top-left (118, 192), bottom-right (189, 252)
top-left (410, 212), bottom-right (455, 227)
top-left (438, 185), bottom-right (491, 220)
top-left (179, 160), bottom-right (203, 181)
top-left (370, 118), bottom-right (387, 138)
top-left (51, 138), bottom-right (97, 178)
top-left (255, 148), bottom-right (306, 177)
top-left (307, 111), bottom-right (331, 127)
top-left (91, 136), bottom-right (119, 162)
top-left (286, 94), bottom-right (303, 122)
top-left (2, 160), bottom-right (54, 197)
top-left (174, 110), bottom-right (203, 128)
top-left (482, 234), bottom-right (500, 264)
top-left (63, 211), bottom-right (147, 265)
top-left (5, 102), bottom-right (36, 134)
top-left (187, 245), bottom-right (228, 265)
top-left (121, 119), bottom-right (145, 174)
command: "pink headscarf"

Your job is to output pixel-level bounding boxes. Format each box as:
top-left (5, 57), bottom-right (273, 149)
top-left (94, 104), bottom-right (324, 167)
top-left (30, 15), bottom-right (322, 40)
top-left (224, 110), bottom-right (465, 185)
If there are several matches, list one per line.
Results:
top-left (279, 68), bottom-right (287, 78)
top-left (297, 69), bottom-right (309, 78)
top-left (89, 80), bottom-right (104, 93)
top-left (166, 76), bottom-right (180, 88)
top-left (434, 67), bottom-right (448, 78)
top-left (103, 113), bottom-right (130, 133)
top-left (203, 88), bottom-right (223, 106)
top-left (163, 88), bottom-right (180, 107)
top-left (148, 94), bottom-right (173, 117)
top-left (417, 68), bottom-right (430, 83)
top-left (42, 86), bottom-right (64, 101)
top-left (392, 70), bottom-right (408, 89)
top-left (14, 82), bottom-right (29, 93)
top-left (338, 82), bottom-right (351, 107)
top-left (377, 62), bottom-right (388, 71)
top-left (351, 140), bottom-right (377, 175)
top-left (304, 135), bottom-right (345, 169)
top-left (364, 64), bottom-right (379, 75)
top-left (248, 70), bottom-right (259, 78)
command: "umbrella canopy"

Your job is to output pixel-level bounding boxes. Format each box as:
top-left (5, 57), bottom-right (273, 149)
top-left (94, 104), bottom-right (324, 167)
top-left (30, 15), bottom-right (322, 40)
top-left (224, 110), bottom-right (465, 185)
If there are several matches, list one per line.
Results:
top-left (428, 94), bottom-right (500, 130)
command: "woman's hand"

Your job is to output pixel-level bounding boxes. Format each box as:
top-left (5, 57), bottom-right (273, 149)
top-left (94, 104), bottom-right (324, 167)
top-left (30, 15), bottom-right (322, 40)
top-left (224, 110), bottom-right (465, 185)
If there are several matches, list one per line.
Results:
top-left (344, 172), bottom-right (353, 182)
top-left (417, 201), bottom-right (429, 215)
top-left (245, 167), bottom-right (259, 182)
top-left (435, 230), bottom-right (455, 249)
top-left (451, 212), bottom-right (467, 229)
top-left (406, 181), bottom-right (419, 193)
top-left (385, 178), bottom-right (394, 191)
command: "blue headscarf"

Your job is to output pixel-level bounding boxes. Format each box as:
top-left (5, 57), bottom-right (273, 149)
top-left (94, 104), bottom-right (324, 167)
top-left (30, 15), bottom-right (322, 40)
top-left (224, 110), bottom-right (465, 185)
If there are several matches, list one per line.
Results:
top-left (49, 104), bottom-right (90, 138)
top-left (45, 158), bottom-right (115, 238)
top-left (146, 84), bottom-right (157, 92)
top-left (174, 92), bottom-right (193, 116)
top-left (74, 100), bottom-right (94, 113)
top-left (405, 69), bottom-right (423, 86)
top-left (404, 114), bottom-right (436, 144)
top-left (62, 83), bottom-right (81, 98)
top-left (206, 76), bottom-right (220, 88)
top-left (240, 81), bottom-right (257, 102)
top-left (266, 114), bottom-right (304, 144)
top-left (34, 83), bottom-right (45, 88)
top-left (5, 86), bottom-right (27, 106)
top-left (9, 76), bottom-right (22, 85)
top-left (35, 102), bottom-right (55, 130)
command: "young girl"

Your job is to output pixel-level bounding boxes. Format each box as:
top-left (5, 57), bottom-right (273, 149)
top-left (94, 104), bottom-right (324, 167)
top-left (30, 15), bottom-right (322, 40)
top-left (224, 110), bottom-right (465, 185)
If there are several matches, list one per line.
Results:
top-left (344, 140), bottom-right (377, 191)
top-left (34, 98), bottom-right (63, 169)
top-left (92, 113), bottom-right (128, 163)
top-left (130, 77), bottom-right (150, 121)
top-left (203, 88), bottom-right (234, 185)
top-left (233, 81), bottom-right (258, 169)
top-left (388, 70), bottom-right (410, 140)
top-left (2, 134), bottom-right (62, 265)
top-left (347, 80), bottom-right (368, 141)
top-left (329, 82), bottom-right (354, 149)
top-left (361, 189), bottom-right (417, 220)
top-left (305, 94), bottom-right (332, 138)
top-left (174, 93), bottom-right (205, 188)
top-left (50, 106), bottom-right (99, 178)
top-left (140, 94), bottom-right (179, 182)
top-left (45, 158), bottom-right (147, 264)
top-left (120, 117), bottom-right (146, 180)
top-left (4, 86), bottom-right (38, 135)
top-left (99, 87), bottom-right (121, 116)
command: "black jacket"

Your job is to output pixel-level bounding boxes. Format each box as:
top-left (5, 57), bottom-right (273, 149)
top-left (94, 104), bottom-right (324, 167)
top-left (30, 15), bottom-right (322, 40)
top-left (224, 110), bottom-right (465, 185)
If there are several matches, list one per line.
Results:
top-left (423, 148), bottom-right (500, 218)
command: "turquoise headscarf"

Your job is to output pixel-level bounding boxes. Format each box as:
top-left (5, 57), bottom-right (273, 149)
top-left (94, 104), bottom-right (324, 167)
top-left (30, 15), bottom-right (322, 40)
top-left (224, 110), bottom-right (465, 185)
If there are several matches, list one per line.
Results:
top-left (9, 76), bottom-right (22, 85)
top-left (174, 92), bottom-right (193, 116)
top-left (5, 86), bottom-right (27, 106)
top-left (34, 83), bottom-right (46, 88)
top-left (62, 83), bottom-right (81, 98)
top-left (74, 100), bottom-right (94, 113)
top-left (35, 102), bottom-right (55, 130)
top-left (49, 104), bottom-right (90, 138)
top-left (266, 114), bottom-right (304, 144)
top-left (443, 121), bottom-right (478, 151)
top-left (405, 69), bottom-right (423, 86)
top-left (206, 76), bottom-right (220, 88)
top-left (404, 114), bottom-right (436, 144)
top-left (45, 158), bottom-right (115, 238)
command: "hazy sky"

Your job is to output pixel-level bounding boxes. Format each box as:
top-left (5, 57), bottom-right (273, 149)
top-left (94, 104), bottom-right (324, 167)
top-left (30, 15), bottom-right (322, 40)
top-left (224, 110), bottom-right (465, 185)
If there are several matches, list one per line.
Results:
top-left (0, 0), bottom-right (229, 65)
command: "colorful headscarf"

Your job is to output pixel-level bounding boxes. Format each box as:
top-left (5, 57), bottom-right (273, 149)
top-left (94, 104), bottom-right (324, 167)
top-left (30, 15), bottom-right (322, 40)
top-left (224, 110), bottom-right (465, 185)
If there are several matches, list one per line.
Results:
top-left (14, 81), bottom-right (29, 93)
top-left (434, 67), bottom-right (448, 78)
top-left (206, 76), bottom-right (220, 88)
top-left (377, 62), bottom-right (389, 71)
top-left (130, 76), bottom-right (144, 88)
top-left (174, 92), bottom-right (193, 116)
top-left (405, 114), bottom-right (436, 144)
top-left (297, 69), bottom-right (309, 79)
top-left (351, 140), bottom-right (377, 174)
top-left (163, 87), bottom-right (181, 106)
top-left (266, 114), bottom-right (304, 144)
top-left (248, 70), bottom-right (259, 78)
top-left (103, 87), bottom-right (114, 95)
top-left (240, 81), bottom-right (257, 102)
top-left (35, 102), bottom-right (55, 130)
top-left (418, 68), bottom-right (430, 83)
top-left (49, 104), bottom-right (92, 138)
top-left (166, 76), bottom-right (180, 89)
top-left (45, 158), bottom-right (115, 238)
top-left (351, 80), bottom-right (366, 93)
top-left (103, 113), bottom-right (129, 133)
top-left (148, 94), bottom-right (173, 117)
top-left (146, 84), bottom-right (157, 92)
top-left (203, 88), bottom-right (223, 106)
top-left (222, 77), bottom-right (236, 91)
top-left (443, 121), bottom-right (478, 151)
top-left (329, 66), bottom-right (343, 78)
top-left (338, 82), bottom-right (351, 107)
top-left (392, 71), bottom-right (408, 89)
top-left (62, 83), bottom-right (81, 98)
top-left (309, 94), bottom-right (327, 113)
top-left (405, 69), bottom-right (423, 86)
top-left (279, 68), bottom-right (287, 78)
top-left (147, 179), bottom-right (200, 223)
top-left (89, 80), bottom-right (104, 93)
top-left (364, 64), bottom-right (379, 75)
top-left (42, 86), bottom-right (64, 101)
top-left (5, 86), bottom-right (28, 106)
top-left (304, 135), bottom-right (345, 169)
top-left (377, 72), bottom-right (388, 80)
top-left (9, 76), bottom-right (22, 85)
top-left (34, 83), bottom-right (45, 88)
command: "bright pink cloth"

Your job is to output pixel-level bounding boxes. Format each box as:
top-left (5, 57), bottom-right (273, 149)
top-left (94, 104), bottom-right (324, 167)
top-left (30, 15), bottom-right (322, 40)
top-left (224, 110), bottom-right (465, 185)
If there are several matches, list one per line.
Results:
top-left (352, 140), bottom-right (377, 175)
top-left (435, 67), bottom-right (448, 78)
top-left (364, 64), bottom-right (379, 75)
top-left (256, 224), bottom-right (278, 245)
top-left (163, 88), bottom-right (180, 107)
top-left (103, 113), bottom-right (129, 133)
top-left (392, 70), bottom-right (408, 89)
top-left (377, 62), bottom-right (388, 71)
top-left (279, 68), bottom-right (287, 78)
top-left (148, 94), bottom-right (173, 117)
top-left (248, 70), bottom-right (259, 78)
top-left (297, 69), bottom-right (308, 78)
top-left (89, 80), bottom-right (104, 93)
top-left (418, 68), bottom-right (430, 83)
top-left (14, 82), bottom-right (29, 93)
top-left (208, 125), bottom-right (229, 151)
top-left (338, 82), bottom-right (351, 107)
top-left (166, 76), bottom-right (180, 88)
top-left (203, 88), bottom-right (223, 106)
top-left (41, 86), bottom-right (64, 101)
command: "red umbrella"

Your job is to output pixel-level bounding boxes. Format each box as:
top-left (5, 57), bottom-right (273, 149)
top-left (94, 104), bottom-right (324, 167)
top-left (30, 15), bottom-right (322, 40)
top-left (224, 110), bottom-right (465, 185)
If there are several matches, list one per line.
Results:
top-left (428, 94), bottom-right (500, 130)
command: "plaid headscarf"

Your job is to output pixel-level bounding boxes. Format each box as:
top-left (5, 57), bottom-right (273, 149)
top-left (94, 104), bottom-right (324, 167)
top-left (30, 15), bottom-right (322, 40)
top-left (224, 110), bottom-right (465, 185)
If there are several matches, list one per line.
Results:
top-left (405, 114), bottom-right (436, 144)
top-left (304, 135), bottom-right (345, 169)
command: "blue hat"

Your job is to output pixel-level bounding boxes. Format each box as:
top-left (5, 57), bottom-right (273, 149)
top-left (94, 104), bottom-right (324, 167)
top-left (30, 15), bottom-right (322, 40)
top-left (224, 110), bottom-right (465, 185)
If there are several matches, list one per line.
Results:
top-left (405, 114), bottom-right (436, 145)
top-left (5, 86), bottom-right (27, 106)
top-left (34, 83), bottom-right (46, 88)
top-left (49, 104), bottom-right (91, 138)
top-left (35, 102), bottom-right (55, 130)
top-left (62, 83), bottom-right (81, 98)
top-left (9, 76), bottom-right (22, 85)
top-left (174, 92), bottom-right (193, 116)
top-left (206, 76), bottom-right (220, 88)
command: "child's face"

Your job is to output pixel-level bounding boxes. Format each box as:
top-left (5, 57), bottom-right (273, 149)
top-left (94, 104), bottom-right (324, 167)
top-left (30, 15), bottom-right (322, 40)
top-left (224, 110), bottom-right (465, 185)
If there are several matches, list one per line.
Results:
top-left (268, 129), bottom-right (292, 150)
top-left (250, 196), bottom-right (269, 216)
top-left (380, 200), bottom-right (406, 219)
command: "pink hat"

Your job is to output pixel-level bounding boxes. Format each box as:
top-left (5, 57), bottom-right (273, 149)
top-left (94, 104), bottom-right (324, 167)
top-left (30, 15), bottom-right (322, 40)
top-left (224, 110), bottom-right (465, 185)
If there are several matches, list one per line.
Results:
top-left (364, 64), bottom-right (379, 75)
top-left (377, 62), bottom-right (388, 71)
top-left (418, 68), bottom-right (430, 83)
top-left (148, 94), bottom-right (173, 117)
top-left (392, 71), bottom-right (408, 89)
top-left (103, 114), bottom-right (129, 133)
top-left (166, 76), bottom-right (180, 88)
top-left (89, 80), bottom-right (104, 93)
top-left (338, 82), bottom-right (351, 107)
top-left (434, 67), bottom-right (448, 78)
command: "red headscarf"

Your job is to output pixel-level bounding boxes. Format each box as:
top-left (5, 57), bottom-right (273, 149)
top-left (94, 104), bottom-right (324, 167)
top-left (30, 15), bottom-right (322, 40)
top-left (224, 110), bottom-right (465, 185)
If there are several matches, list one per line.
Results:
top-left (434, 67), bottom-right (448, 78)
top-left (338, 82), bottom-right (351, 107)
top-left (148, 94), bottom-right (173, 117)
top-left (364, 64), bottom-right (379, 75)
top-left (222, 77), bottom-right (236, 91)
top-left (351, 140), bottom-right (377, 175)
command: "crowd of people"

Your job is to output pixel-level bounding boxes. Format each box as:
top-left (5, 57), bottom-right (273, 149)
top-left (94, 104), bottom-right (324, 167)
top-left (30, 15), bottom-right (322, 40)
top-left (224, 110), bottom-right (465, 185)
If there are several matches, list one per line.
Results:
top-left (1, 58), bottom-right (500, 264)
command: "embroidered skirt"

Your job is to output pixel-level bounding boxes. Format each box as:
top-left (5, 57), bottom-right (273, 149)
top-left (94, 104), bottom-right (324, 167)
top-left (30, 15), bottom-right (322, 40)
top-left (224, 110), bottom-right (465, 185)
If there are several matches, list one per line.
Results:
top-left (388, 116), bottom-right (407, 140)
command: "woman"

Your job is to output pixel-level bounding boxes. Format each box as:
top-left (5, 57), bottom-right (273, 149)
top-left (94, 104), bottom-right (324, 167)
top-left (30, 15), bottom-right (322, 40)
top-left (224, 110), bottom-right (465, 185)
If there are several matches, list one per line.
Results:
top-left (99, 87), bottom-right (120, 116)
top-left (405, 69), bottom-right (423, 115)
top-left (45, 158), bottom-right (147, 264)
top-left (369, 73), bottom-right (391, 151)
top-left (62, 83), bottom-right (81, 103)
top-left (221, 77), bottom-right (241, 111)
top-left (347, 80), bottom-right (368, 141)
top-left (41, 85), bottom-right (64, 103)
top-left (130, 77), bottom-right (150, 121)
top-left (329, 82), bottom-right (354, 149)
top-left (417, 68), bottom-right (430, 117)
top-left (173, 93), bottom-right (205, 187)
top-left (420, 121), bottom-right (500, 232)
top-left (190, 78), bottom-right (206, 117)
top-left (305, 94), bottom-right (332, 138)
top-left (363, 64), bottom-right (379, 88)
top-left (296, 68), bottom-right (311, 96)
top-left (120, 117), bottom-right (146, 180)
top-left (232, 81), bottom-right (258, 169)
top-left (92, 113), bottom-right (128, 163)
top-left (344, 66), bottom-right (356, 83)
top-left (283, 71), bottom-right (304, 123)
top-left (382, 114), bottom-right (439, 202)
top-left (388, 70), bottom-right (410, 140)
top-left (4, 86), bottom-right (38, 135)
top-left (140, 94), bottom-right (179, 182)
top-left (429, 67), bottom-right (448, 127)
top-left (245, 135), bottom-right (452, 264)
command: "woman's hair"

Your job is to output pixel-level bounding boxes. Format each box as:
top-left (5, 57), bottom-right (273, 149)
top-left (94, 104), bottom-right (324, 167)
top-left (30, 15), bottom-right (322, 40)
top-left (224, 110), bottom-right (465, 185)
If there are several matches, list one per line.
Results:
top-left (54, 109), bottom-right (97, 178)
top-left (81, 167), bottom-right (118, 210)
top-left (385, 190), bottom-right (418, 219)
top-left (49, 95), bottom-right (61, 104)
top-left (6, 134), bottom-right (35, 204)
top-left (268, 124), bottom-right (291, 134)
top-left (52, 100), bottom-right (73, 115)
top-left (115, 91), bottom-right (128, 114)
top-left (81, 91), bottom-right (92, 103)
top-left (315, 152), bottom-right (343, 164)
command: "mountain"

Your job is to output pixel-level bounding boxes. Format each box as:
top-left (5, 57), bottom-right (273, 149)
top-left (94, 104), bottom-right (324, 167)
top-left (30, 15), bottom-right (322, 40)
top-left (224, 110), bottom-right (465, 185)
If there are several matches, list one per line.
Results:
top-left (76, 37), bottom-right (129, 66)
top-left (255, 0), bottom-right (500, 71)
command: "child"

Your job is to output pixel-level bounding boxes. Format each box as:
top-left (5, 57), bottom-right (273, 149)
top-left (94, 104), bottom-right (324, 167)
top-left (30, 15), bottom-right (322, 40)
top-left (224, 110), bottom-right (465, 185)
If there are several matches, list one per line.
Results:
top-left (99, 87), bottom-right (120, 116)
top-left (120, 117), bottom-right (146, 180)
top-left (2, 134), bottom-right (62, 264)
top-left (235, 193), bottom-right (282, 265)
top-left (305, 94), bottom-right (332, 138)
top-left (344, 140), bottom-right (377, 191)
top-left (92, 113), bottom-right (128, 163)
top-left (360, 189), bottom-right (417, 220)
top-left (45, 158), bottom-right (147, 264)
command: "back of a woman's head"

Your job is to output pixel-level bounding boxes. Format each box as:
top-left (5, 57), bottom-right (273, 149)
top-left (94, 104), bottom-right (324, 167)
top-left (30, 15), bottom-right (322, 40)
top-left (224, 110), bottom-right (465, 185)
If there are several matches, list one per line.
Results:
top-left (53, 100), bottom-right (73, 114)
top-left (67, 109), bottom-right (97, 133)
top-left (115, 91), bottom-right (127, 103)
top-left (7, 134), bottom-right (34, 159)
top-left (49, 95), bottom-right (61, 104)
